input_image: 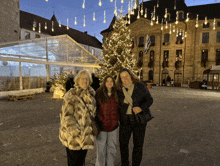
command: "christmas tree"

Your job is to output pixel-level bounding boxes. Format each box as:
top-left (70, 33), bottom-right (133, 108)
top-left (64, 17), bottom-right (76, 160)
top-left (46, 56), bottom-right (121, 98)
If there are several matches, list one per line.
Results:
top-left (97, 13), bottom-right (140, 81)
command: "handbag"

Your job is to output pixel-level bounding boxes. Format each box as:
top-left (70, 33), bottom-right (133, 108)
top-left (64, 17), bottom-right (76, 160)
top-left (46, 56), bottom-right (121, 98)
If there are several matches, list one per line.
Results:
top-left (81, 98), bottom-right (100, 136)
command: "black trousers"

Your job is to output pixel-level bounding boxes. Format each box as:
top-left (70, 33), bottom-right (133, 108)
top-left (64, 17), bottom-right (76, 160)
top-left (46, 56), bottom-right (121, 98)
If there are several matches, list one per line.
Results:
top-left (119, 119), bottom-right (147, 166)
top-left (66, 147), bottom-right (88, 166)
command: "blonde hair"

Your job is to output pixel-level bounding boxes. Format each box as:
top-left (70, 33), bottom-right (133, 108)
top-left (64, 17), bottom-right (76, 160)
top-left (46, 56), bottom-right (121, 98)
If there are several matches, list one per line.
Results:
top-left (74, 70), bottom-right (93, 87)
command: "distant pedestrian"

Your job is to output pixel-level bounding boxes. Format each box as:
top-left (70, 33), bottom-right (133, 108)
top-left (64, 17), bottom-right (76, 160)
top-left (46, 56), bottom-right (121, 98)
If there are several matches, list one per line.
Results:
top-left (170, 79), bottom-right (174, 87)
top-left (95, 75), bottom-right (119, 166)
top-left (91, 73), bottom-right (100, 91)
top-left (167, 75), bottom-right (171, 85)
top-left (116, 68), bottom-right (154, 166)
top-left (59, 70), bottom-right (96, 166)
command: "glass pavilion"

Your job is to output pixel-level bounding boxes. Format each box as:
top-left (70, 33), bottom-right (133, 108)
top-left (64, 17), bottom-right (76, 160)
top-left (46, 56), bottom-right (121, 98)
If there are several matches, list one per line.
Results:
top-left (0, 35), bottom-right (102, 91)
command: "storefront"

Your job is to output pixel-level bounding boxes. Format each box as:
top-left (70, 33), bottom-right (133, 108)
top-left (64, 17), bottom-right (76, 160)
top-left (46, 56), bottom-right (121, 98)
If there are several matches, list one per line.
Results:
top-left (204, 66), bottom-right (220, 90)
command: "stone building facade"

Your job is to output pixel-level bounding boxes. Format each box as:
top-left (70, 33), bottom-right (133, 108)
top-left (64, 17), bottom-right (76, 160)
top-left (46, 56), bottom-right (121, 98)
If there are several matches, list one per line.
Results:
top-left (0, 0), bottom-right (20, 43)
top-left (101, 0), bottom-right (220, 88)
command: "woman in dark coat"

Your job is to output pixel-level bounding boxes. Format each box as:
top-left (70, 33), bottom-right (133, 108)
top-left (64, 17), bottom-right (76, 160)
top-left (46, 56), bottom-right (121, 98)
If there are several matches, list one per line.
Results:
top-left (116, 68), bottom-right (154, 166)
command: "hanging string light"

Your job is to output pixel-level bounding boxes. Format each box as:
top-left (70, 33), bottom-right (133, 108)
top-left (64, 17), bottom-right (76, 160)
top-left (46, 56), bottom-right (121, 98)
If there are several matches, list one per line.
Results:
top-left (164, 8), bottom-right (167, 18)
top-left (128, 1), bottom-right (131, 14)
top-left (179, 29), bottom-right (181, 35)
top-left (156, 16), bottom-right (158, 24)
top-left (52, 21), bottom-right (54, 32)
top-left (176, 28), bottom-right (178, 37)
top-left (195, 14), bottom-right (199, 28)
top-left (169, 24), bottom-right (172, 34)
top-left (45, 22), bottom-right (47, 29)
top-left (174, 0), bottom-right (176, 10)
top-left (144, 8), bottom-right (147, 18)
top-left (182, 30), bottom-right (184, 40)
top-left (103, 10), bottom-right (106, 23)
top-left (151, 16), bottom-right (153, 26)
top-left (213, 18), bottom-right (216, 30)
top-left (39, 23), bottom-right (41, 33)
top-left (75, 17), bottom-right (77, 25)
top-left (137, 4), bottom-right (140, 19)
top-left (99, 0), bottom-right (102, 6)
top-left (128, 13), bottom-right (131, 24)
top-left (161, 19), bottom-right (163, 30)
top-left (33, 21), bottom-right (36, 31)
top-left (173, 25), bottom-right (175, 32)
top-left (140, 0), bottom-right (143, 15)
top-left (114, 0), bottom-right (117, 16)
top-left (82, 0), bottom-right (85, 8)
top-left (205, 16), bottom-right (207, 25)
top-left (93, 12), bottom-right (96, 21)
top-left (166, 21), bottom-right (168, 29)
top-left (186, 13), bottom-right (189, 22)
top-left (83, 15), bottom-right (86, 27)
top-left (157, 0), bottom-right (159, 7)
top-left (121, 0), bottom-right (123, 3)
top-left (175, 11), bottom-right (179, 24)
top-left (134, 0), bottom-right (137, 9)
top-left (185, 32), bottom-right (187, 38)
top-left (59, 20), bottom-right (61, 27)
top-left (67, 18), bottom-right (69, 30)
top-left (153, 6), bottom-right (156, 21)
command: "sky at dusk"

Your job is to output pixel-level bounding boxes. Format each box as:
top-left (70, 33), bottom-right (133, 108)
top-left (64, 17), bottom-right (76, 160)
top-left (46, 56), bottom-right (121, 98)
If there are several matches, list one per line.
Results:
top-left (20, 0), bottom-right (217, 43)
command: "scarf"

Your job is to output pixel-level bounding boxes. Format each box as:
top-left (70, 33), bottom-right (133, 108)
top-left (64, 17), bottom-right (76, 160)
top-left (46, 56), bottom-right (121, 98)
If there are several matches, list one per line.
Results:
top-left (122, 83), bottom-right (134, 114)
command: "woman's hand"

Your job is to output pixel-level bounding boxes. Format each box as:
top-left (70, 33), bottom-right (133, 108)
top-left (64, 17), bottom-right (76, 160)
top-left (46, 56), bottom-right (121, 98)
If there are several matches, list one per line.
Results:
top-left (133, 107), bottom-right (142, 114)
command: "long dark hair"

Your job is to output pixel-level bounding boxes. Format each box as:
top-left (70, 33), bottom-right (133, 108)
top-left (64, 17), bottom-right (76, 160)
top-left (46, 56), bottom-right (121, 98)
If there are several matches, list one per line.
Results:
top-left (95, 75), bottom-right (118, 104)
top-left (116, 68), bottom-right (140, 90)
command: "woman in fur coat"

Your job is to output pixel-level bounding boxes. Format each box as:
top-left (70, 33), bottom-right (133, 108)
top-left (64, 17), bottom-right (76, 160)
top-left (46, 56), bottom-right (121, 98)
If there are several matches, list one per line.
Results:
top-left (95, 75), bottom-right (119, 166)
top-left (59, 70), bottom-right (96, 166)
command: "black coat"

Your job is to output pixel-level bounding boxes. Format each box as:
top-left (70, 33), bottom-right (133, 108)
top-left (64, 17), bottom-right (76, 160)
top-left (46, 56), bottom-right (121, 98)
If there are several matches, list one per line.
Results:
top-left (118, 82), bottom-right (153, 125)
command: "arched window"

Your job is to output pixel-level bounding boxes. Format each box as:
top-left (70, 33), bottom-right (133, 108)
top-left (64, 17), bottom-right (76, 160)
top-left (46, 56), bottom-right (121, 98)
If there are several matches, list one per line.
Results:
top-left (138, 51), bottom-right (143, 67)
top-left (149, 70), bottom-right (154, 81)
top-left (179, 11), bottom-right (184, 20)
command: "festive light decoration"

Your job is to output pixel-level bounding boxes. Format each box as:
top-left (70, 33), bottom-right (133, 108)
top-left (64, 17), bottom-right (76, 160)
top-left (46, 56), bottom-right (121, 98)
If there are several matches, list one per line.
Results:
top-left (161, 19), bottom-right (163, 30)
top-left (45, 22), bottom-right (47, 29)
top-left (103, 10), bottom-right (106, 23)
top-left (175, 11), bottom-right (179, 24)
top-left (39, 23), bottom-right (41, 33)
top-left (176, 28), bottom-right (178, 37)
top-left (111, 0), bottom-right (113, 2)
top-left (144, 8), bottom-right (147, 18)
top-left (75, 17), bottom-right (77, 25)
top-left (173, 25), bottom-right (175, 32)
top-left (186, 13), bottom-right (189, 22)
top-left (166, 21), bottom-right (168, 29)
top-left (185, 32), bottom-right (187, 37)
top-left (99, 0), bottom-right (102, 6)
top-left (157, 0), bottom-right (159, 7)
top-left (141, 0), bottom-right (143, 15)
top-left (182, 30), bottom-right (184, 40)
top-left (137, 5), bottom-right (140, 19)
top-left (59, 20), bottom-right (61, 27)
top-left (45, 0), bottom-right (48, 1)
top-left (97, 13), bottom-right (138, 81)
top-left (153, 6), bottom-right (156, 21)
top-left (33, 21), bottom-right (36, 31)
top-left (213, 18), bottom-right (216, 30)
top-left (67, 18), bottom-right (69, 30)
top-left (52, 21), bottom-right (54, 32)
top-left (205, 16), bottom-right (207, 25)
top-left (156, 16), bottom-right (158, 24)
top-left (114, 0), bottom-right (117, 16)
top-left (93, 12), bottom-right (96, 21)
top-left (128, 1), bottom-right (131, 14)
top-left (174, 0), bottom-right (176, 10)
top-left (195, 14), bottom-right (199, 28)
top-left (164, 8), bottom-right (167, 18)
top-left (82, 0), bottom-right (85, 8)
top-left (134, 0), bottom-right (137, 9)
top-left (121, 0), bottom-right (123, 3)
top-left (83, 15), bottom-right (86, 27)
top-left (150, 17), bottom-right (153, 26)
top-left (128, 14), bottom-right (131, 24)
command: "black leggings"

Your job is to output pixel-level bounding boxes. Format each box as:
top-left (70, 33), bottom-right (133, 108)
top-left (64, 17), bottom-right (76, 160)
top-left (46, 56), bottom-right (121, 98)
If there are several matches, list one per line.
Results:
top-left (66, 147), bottom-right (88, 166)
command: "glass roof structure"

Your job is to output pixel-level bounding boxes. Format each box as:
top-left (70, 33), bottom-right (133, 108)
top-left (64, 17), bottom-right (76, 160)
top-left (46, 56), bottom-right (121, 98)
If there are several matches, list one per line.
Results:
top-left (0, 35), bottom-right (102, 68)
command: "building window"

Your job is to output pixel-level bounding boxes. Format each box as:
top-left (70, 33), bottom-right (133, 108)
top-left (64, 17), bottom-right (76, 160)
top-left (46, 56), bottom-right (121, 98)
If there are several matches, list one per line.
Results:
top-left (139, 37), bottom-right (144, 47)
top-left (35, 34), bottom-right (40, 38)
top-left (216, 49), bottom-right (220, 65)
top-left (179, 12), bottom-right (184, 20)
top-left (150, 35), bottom-right (155, 45)
top-left (138, 51), bottom-right (143, 67)
top-left (217, 22), bottom-right (220, 27)
top-left (176, 50), bottom-right (182, 60)
top-left (164, 34), bottom-right (170, 43)
top-left (202, 33), bottom-right (209, 43)
top-left (148, 51), bottom-right (154, 68)
top-left (25, 32), bottom-right (30, 39)
top-left (217, 32), bottom-right (220, 43)
top-left (203, 23), bottom-right (210, 28)
top-left (92, 49), bottom-right (95, 55)
top-left (164, 50), bottom-right (169, 61)
top-left (201, 49), bottom-right (208, 67)
top-left (177, 33), bottom-right (183, 42)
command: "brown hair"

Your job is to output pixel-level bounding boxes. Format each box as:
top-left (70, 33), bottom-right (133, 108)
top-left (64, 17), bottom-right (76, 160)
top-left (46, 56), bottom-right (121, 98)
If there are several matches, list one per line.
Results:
top-left (95, 75), bottom-right (118, 104)
top-left (115, 68), bottom-right (140, 90)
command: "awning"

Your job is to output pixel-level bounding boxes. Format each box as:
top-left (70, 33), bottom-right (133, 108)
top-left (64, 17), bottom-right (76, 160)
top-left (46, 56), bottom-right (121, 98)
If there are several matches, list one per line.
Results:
top-left (0, 35), bottom-right (102, 68)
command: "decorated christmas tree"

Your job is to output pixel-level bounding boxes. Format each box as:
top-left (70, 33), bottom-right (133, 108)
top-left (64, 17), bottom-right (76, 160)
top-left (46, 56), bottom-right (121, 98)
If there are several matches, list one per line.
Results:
top-left (97, 13), bottom-right (140, 81)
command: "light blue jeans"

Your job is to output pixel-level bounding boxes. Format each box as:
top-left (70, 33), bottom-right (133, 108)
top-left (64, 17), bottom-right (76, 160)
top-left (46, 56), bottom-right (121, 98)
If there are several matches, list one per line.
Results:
top-left (95, 128), bottom-right (119, 166)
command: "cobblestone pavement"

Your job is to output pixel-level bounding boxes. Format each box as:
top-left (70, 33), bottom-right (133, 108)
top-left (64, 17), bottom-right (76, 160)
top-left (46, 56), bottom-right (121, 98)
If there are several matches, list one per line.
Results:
top-left (0, 86), bottom-right (220, 166)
